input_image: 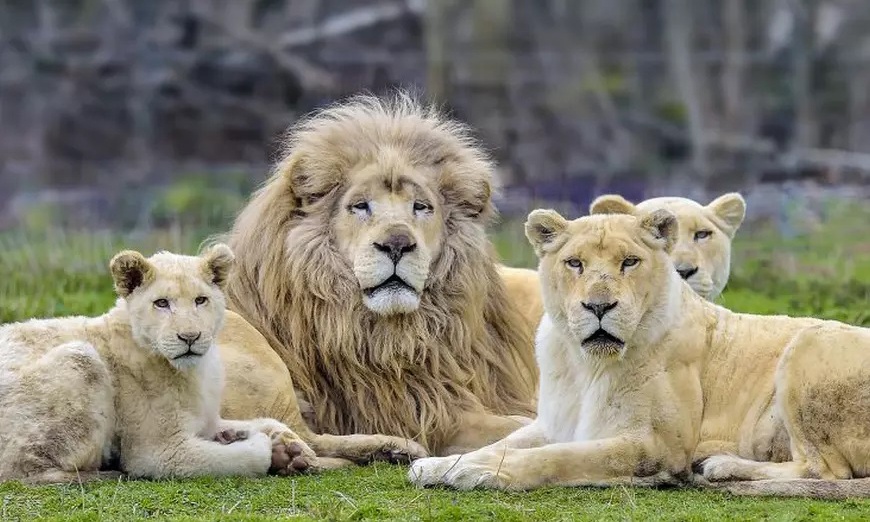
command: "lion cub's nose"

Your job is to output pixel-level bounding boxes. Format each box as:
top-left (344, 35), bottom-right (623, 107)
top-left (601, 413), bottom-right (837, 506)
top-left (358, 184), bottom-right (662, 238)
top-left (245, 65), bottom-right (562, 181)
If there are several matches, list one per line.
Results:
top-left (177, 332), bottom-right (202, 347)
top-left (373, 233), bottom-right (417, 264)
top-left (581, 301), bottom-right (618, 319)
top-left (676, 265), bottom-right (699, 280)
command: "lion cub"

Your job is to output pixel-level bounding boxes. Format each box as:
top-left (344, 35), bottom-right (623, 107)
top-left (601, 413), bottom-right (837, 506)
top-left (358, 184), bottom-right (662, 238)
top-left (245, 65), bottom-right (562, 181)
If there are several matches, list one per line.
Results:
top-left (0, 244), bottom-right (312, 484)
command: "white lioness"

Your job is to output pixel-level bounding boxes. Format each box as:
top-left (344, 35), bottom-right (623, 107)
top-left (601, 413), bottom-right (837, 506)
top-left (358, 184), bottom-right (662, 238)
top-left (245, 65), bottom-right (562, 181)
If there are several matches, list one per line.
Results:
top-left (590, 192), bottom-right (746, 300)
top-left (0, 245), bottom-right (314, 484)
top-left (409, 209), bottom-right (870, 499)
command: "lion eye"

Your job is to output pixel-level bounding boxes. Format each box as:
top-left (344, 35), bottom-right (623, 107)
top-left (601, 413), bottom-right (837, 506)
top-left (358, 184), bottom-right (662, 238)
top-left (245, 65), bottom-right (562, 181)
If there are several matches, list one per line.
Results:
top-left (413, 201), bottom-right (432, 213)
top-left (349, 201), bottom-right (370, 213)
top-left (622, 257), bottom-right (640, 270)
top-left (565, 258), bottom-right (583, 272)
top-left (694, 230), bottom-right (712, 241)
top-left (153, 299), bottom-right (170, 309)
top-left (195, 296), bottom-right (208, 306)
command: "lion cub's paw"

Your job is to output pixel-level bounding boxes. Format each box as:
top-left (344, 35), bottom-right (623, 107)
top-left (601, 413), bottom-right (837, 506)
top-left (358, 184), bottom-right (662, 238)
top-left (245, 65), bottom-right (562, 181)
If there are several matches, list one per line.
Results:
top-left (269, 431), bottom-right (317, 476)
top-left (370, 437), bottom-right (428, 465)
top-left (214, 429), bottom-right (249, 445)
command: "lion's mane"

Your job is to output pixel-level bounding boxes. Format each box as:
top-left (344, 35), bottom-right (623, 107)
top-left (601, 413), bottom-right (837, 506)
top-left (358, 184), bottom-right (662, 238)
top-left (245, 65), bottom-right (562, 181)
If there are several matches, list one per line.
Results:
top-left (223, 93), bottom-right (536, 451)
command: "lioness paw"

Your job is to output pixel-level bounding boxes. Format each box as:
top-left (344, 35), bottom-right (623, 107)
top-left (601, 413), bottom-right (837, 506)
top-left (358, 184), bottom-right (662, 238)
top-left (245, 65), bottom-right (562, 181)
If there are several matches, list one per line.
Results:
top-left (699, 455), bottom-right (750, 482)
top-left (409, 453), bottom-right (527, 491)
top-left (408, 455), bottom-right (463, 487)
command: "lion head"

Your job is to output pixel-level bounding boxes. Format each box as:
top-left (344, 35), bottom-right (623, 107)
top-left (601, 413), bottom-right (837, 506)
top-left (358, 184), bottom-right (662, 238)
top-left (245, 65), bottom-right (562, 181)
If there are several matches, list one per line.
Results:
top-left (526, 209), bottom-right (680, 359)
top-left (589, 193), bottom-right (746, 300)
top-left (109, 244), bottom-right (234, 370)
top-left (222, 93), bottom-right (535, 451)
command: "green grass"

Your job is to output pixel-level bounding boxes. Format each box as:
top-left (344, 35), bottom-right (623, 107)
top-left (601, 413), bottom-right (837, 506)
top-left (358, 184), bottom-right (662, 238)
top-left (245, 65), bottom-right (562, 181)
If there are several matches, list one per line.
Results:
top-left (0, 200), bottom-right (868, 520)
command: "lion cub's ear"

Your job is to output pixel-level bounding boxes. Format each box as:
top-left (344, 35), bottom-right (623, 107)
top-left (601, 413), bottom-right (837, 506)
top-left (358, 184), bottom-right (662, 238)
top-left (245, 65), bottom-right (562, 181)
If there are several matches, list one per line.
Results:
top-left (110, 250), bottom-right (155, 297)
top-left (639, 209), bottom-right (678, 253)
top-left (201, 243), bottom-right (235, 288)
top-left (589, 194), bottom-right (637, 216)
top-left (707, 192), bottom-right (746, 236)
top-left (525, 209), bottom-right (569, 257)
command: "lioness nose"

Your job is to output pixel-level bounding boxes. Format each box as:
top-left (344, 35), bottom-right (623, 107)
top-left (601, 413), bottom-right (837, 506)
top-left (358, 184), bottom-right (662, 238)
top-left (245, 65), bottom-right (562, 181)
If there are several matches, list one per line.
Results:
top-left (581, 301), bottom-right (618, 319)
top-left (676, 265), bottom-right (698, 280)
top-left (177, 332), bottom-right (202, 347)
top-left (373, 234), bottom-right (417, 264)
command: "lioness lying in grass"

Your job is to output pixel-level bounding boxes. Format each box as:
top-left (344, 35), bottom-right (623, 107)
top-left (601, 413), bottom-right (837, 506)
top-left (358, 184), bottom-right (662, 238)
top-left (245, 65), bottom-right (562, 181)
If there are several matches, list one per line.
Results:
top-left (0, 245), bottom-right (313, 484)
top-left (410, 208), bottom-right (870, 499)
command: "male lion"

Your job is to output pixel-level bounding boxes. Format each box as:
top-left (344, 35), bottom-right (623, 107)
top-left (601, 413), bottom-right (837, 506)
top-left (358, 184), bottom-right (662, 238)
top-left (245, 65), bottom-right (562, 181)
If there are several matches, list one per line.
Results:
top-left (589, 192), bottom-right (746, 300)
top-left (219, 94), bottom-right (537, 456)
top-left (409, 209), bottom-right (870, 499)
top-left (0, 245), bottom-right (313, 484)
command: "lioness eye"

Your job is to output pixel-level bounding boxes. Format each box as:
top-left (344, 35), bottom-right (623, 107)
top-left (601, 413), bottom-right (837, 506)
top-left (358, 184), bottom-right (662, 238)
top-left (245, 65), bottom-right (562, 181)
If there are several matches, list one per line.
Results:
top-left (694, 230), bottom-right (712, 241)
top-left (195, 296), bottom-right (208, 306)
top-left (349, 201), bottom-right (370, 213)
top-left (153, 299), bottom-right (170, 309)
top-left (622, 257), bottom-right (640, 270)
top-left (565, 258), bottom-right (583, 272)
top-left (413, 201), bottom-right (431, 212)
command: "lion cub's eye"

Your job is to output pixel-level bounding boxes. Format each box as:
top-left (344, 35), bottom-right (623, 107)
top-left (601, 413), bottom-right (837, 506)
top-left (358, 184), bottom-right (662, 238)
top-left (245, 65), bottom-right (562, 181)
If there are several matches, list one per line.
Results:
top-left (153, 299), bottom-right (170, 309)
top-left (621, 257), bottom-right (640, 270)
top-left (195, 296), bottom-right (208, 306)
top-left (694, 230), bottom-right (712, 241)
top-left (413, 201), bottom-right (432, 213)
top-left (349, 201), bottom-right (370, 213)
top-left (565, 258), bottom-right (583, 273)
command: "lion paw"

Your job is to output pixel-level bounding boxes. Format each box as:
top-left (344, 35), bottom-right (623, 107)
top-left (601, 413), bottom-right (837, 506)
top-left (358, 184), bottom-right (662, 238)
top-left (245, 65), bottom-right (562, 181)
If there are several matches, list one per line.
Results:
top-left (368, 438), bottom-right (428, 465)
top-left (268, 431), bottom-right (317, 476)
top-left (408, 453), bottom-right (513, 490)
top-left (699, 455), bottom-right (751, 482)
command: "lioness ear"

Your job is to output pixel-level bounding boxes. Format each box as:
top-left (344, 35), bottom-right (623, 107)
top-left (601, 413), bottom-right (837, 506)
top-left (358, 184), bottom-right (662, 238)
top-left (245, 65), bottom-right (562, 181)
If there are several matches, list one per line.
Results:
top-left (109, 250), bottom-right (155, 297)
top-left (201, 243), bottom-right (235, 288)
top-left (639, 209), bottom-right (678, 253)
top-left (707, 192), bottom-right (746, 236)
top-left (589, 194), bottom-right (637, 216)
top-left (525, 209), bottom-right (569, 257)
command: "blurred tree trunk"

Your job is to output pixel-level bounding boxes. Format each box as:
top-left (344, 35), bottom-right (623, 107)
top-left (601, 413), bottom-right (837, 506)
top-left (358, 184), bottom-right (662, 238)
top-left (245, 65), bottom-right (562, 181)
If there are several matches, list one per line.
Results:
top-left (663, 0), bottom-right (709, 177)
top-left (424, 0), bottom-right (457, 102)
top-left (721, 0), bottom-right (747, 134)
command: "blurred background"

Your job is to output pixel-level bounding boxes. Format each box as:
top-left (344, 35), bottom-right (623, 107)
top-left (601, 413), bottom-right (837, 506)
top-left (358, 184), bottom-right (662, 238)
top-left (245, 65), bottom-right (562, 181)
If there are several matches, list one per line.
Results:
top-left (0, 0), bottom-right (866, 324)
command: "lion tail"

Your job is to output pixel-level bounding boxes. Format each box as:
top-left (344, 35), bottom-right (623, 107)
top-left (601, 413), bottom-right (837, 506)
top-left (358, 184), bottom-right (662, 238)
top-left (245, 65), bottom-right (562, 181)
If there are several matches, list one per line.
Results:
top-left (712, 478), bottom-right (870, 499)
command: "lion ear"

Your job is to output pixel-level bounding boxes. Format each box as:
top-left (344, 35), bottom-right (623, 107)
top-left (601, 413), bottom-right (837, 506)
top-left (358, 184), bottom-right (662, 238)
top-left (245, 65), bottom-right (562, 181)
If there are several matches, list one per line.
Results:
top-left (525, 209), bottom-right (569, 257)
top-left (589, 194), bottom-right (637, 216)
top-left (109, 250), bottom-right (155, 297)
top-left (639, 209), bottom-right (678, 253)
top-left (277, 154), bottom-right (336, 210)
top-left (440, 172), bottom-right (493, 220)
top-left (707, 192), bottom-right (746, 236)
top-left (201, 243), bottom-right (235, 288)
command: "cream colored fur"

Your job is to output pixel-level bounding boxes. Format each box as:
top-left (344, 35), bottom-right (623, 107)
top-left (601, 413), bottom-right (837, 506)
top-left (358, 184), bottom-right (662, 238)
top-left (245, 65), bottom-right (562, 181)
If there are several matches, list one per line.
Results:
top-left (217, 93), bottom-right (537, 456)
top-left (409, 209), bottom-right (870, 499)
top-left (590, 193), bottom-right (746, 300)
top-left (0, 245), bottom-right (315, 484)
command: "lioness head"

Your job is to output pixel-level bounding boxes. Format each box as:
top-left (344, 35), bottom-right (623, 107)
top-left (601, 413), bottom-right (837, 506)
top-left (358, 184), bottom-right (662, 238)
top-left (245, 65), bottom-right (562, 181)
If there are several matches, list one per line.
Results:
top-left (109, 244), bottom-right (234, 369)
top-left (247, 94), bottom-right (495, 316)
top-left (526, 209), bottom-right (679, 358)
top-left (589, 193), bottom-right (745, 299)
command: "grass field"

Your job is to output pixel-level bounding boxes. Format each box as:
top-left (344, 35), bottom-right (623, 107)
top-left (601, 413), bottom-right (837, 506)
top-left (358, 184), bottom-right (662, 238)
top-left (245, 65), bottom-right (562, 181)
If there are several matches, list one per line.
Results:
top-left (0, 200), bottom-right (868, 521)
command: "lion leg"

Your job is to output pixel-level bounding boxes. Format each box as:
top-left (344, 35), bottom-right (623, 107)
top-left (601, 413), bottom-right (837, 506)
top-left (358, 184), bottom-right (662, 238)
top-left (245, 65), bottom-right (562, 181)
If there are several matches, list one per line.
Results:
top-left (0, 342), bottom-right (113, 482)
top-left (22, 470), bottom-right (124, 485)
top-left (438, 411), bottom-right (533, 456)
top-left (701, 325), bottom-right (870, 491)
top-left (306, 433), bottom-right (428, 466)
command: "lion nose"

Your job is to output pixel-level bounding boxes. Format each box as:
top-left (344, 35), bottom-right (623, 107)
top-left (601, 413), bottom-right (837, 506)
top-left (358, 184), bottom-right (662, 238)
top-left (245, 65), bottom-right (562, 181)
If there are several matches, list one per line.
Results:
top-left (373, 234), bottom-right (417, 264)
top-left (177, 332), bottom-right (202, 347)
top-left (581, 301), bottom-right (618, 319)
top-left (676, 264), bottom-right (698, 280)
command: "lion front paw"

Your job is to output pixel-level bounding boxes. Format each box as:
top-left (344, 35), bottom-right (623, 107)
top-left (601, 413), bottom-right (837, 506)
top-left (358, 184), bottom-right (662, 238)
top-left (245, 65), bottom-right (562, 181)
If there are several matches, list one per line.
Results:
top-left (368, 437), bottom-right (428, 465)
top-left (699, 455), bottom-right (752, 482)
top-left (269, 431), bottom-right (317, 476)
